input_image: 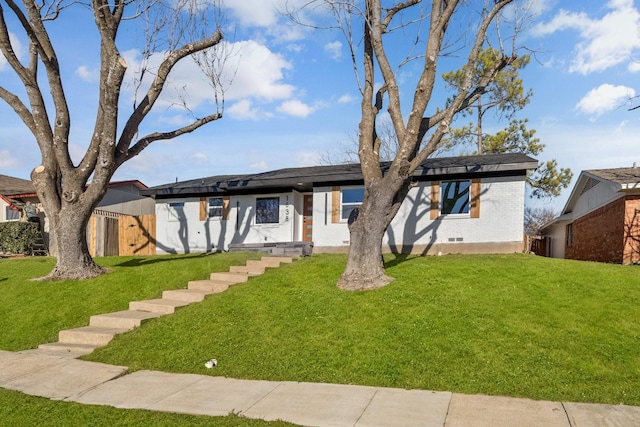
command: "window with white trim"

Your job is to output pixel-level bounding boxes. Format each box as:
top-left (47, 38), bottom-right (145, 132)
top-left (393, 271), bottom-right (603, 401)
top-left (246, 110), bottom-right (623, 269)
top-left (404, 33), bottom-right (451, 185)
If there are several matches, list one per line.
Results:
top-left (440, 180), bottom-right (471, 215)
top-left (341, 187), bottom-right (364, 220)
top-left (256, 197), bottom-right (279, 224)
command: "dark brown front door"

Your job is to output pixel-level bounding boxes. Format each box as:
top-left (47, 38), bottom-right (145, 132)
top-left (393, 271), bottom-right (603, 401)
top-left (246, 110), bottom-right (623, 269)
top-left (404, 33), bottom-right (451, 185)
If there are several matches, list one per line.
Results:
top-left (303, 195), bottom-right (313, 242)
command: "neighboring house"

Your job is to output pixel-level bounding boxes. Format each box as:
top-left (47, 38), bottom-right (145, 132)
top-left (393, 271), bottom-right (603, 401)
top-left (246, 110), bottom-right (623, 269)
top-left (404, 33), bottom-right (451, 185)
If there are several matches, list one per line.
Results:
top-left (92, 180), bottom-right (156, 217)
top-left (1, 175), bottom-right (155, 255)
top-left (0, 176), bottom-right (154, 220)
top-left (142, 153), bottom-right (537, 256)
top-left (0, 174), bottom-right (38, 222)
top-left (541, 167), bottom-right (640, 264)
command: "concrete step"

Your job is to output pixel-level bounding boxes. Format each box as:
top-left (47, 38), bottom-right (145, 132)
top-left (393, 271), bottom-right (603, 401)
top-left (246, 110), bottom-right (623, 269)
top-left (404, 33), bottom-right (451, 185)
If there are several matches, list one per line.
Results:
top-left (58, 326), bottom-right (130, 346)
top-left (209, 271), bottom-right (249, 283)
top-left (90, 310), bottom-right (163, 329)
top-left (129, 298), bottom-right (192, 314)
top-left (162, 288), bottom-right (211, 302)
top-left (37, 342), bottom-right (102, 357)
top-left (187, 280), bottom-right (230, 293)
top-left (229, 263), bottom-right (265, 275)
top-left (260, 256), bottom-right (293, 267)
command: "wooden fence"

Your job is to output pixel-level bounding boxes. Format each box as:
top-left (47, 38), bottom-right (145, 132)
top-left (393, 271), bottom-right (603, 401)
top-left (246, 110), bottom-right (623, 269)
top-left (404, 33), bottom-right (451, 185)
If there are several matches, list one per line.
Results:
top-left (88, 214), bottom-right (156, 256)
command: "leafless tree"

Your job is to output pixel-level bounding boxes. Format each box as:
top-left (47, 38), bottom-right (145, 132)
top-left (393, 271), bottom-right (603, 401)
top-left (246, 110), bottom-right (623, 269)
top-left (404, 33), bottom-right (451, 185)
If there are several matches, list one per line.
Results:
top-left (0, 0), bottom-right (227, 279)
top-left (524, 206), bottom-right (556, 238)
top-left (292, 0), bottom-right (528, 290)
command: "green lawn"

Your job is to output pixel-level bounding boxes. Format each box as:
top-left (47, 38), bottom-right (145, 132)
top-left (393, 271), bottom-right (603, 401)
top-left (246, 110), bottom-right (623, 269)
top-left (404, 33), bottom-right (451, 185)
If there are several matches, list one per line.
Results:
top-left (0, 388), bottom-right (295, 426)
top-left (2, 253), bottom-right (640, 409)
top-left (0, 252), bottom-right (263, 351)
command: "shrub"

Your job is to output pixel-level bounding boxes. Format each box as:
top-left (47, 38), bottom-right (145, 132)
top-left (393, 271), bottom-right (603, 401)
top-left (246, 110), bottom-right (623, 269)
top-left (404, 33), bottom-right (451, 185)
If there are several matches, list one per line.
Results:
top-left (0, 221), bottom-right (40, 254)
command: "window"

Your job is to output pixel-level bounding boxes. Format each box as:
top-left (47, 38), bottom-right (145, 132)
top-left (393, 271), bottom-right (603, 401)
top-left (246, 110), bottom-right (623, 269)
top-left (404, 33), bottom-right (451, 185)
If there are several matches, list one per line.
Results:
top-left (341, 188), bottom-right (364, 220)
top-left (440, 180), bottom-right (471, 215)
top-left (256, 197), bottom-right (279, 224)
top-left (5, 207), bottom-right (19, 221)
top-left (168, 202), bottom-right (184, 221)
top-left (208, 197), bottom-right (223, 218)
top-left (567, 223), bottom-right (573, 247)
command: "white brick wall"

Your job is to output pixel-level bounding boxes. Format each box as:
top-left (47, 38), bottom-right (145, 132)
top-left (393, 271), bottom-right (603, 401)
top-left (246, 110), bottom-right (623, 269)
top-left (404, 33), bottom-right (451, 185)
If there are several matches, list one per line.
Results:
top-left (154, 175), bottom-right (526, 254)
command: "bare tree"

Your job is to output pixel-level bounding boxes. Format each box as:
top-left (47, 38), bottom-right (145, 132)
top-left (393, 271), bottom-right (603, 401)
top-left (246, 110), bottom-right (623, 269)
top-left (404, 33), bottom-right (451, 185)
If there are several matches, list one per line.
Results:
top-left (294, 0), bottom-right (526, 290)
top-left (524, 206), bottom-right (556, 238)
top-left (0, 0), bottom-right (226, 279)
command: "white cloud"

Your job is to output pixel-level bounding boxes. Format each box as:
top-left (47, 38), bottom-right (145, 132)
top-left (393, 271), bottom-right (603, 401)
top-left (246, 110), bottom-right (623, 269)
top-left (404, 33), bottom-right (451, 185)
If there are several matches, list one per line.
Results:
top-left (628, 61), bottom-right (640, 73)
top-left (0, 32), bottom-right (23, 71)
top-left (0, 149), bottom-right (18, 168)
top-left (227, 99), bottom-right (262, 120)
top-left (295, 150), bottom-right (322, 166)
top-left (223, 0), bottom-right (310, 41)
top-left (324, 41), bottom-right (342, 60)
top-left (192, 152), bottom-right (209, 163)
top-left (287, 44), bottom-right (305, 53)
top-left (575, 83), bottom-right (636, 116)
top-left (226, 40), bottom-right (295, 101)
top-left (533, 0), bottom-right (640, 74)
top-left (75, 65), bottom-right (98, 82)
top-left (249, 160), bottom-right (268, 170)
top-left (224, 0), bottom-right (282, 27)
top-left (276, 99), bottom-right (315, 117)
top-left (118, 39), bottom-right (295, 121)
top-left (338, 94), bottom-right (354, 104)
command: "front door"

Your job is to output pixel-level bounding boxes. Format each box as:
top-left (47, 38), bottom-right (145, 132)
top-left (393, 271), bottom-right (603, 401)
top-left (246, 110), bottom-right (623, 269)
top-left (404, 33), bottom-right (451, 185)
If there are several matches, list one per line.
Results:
top-left (303, 194), bottom-right (313, 242)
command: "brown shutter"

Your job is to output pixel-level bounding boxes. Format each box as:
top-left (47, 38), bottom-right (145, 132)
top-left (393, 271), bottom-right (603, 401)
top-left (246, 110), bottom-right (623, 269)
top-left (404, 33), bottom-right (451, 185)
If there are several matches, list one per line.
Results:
top-left (199, 197), bottom-right (206, 221)
top-left (430, 181), bottom-right (440, 220)
top-left (332, 187), bottom-right (340, 223)
top-left (222, 196), bottom-right (230, 220)
top-left (470, 178), bottom-right (481, 218)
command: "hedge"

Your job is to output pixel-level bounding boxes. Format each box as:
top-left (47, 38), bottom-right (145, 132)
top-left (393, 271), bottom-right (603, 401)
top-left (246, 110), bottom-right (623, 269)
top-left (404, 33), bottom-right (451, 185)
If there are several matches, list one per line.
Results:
top-left (0, 222), bottom-right (41, 255)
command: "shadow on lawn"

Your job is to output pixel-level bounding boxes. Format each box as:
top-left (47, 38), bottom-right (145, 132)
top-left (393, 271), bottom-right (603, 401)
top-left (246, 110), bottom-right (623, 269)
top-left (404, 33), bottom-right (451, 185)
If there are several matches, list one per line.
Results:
top-left (114, 252), bottom-right (217, 267)
top-left (384, 254), bottom-right (421, 269)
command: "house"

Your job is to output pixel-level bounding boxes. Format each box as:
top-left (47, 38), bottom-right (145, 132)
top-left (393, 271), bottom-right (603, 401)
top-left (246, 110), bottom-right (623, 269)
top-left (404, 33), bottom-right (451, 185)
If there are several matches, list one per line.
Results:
top-left (0, 174), bottom-right (38, 222)
top-left (1, 175), bottom-right (155, 255)
top-left (0, 175), bottom-right (155, 221)
top-left (142, 153), bottom-right (538, 256)
top-left (541, 167), bottom-right (640, 264)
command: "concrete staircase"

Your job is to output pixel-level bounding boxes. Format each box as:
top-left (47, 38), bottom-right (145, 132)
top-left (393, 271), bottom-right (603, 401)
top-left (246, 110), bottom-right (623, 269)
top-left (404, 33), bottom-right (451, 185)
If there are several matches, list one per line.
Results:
top-left (36, 256), bottom-right (293, 358)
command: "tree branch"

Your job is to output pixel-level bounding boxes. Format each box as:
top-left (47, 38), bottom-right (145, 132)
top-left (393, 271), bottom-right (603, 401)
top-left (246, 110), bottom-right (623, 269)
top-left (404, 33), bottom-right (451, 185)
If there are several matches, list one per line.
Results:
top-left (115, 29), bottom-right (223, 158)
top-left (119, 112), bottom-right (223, 165)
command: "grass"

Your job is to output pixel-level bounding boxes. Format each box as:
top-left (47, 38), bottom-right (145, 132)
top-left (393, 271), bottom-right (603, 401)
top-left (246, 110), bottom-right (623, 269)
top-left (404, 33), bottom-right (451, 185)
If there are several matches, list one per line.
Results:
top-left (2, 253), bottom-right (640, 409)
top-left (0, 388), bottom-right (295, 426)
top-left (0, 252), bottom-right (263, 351)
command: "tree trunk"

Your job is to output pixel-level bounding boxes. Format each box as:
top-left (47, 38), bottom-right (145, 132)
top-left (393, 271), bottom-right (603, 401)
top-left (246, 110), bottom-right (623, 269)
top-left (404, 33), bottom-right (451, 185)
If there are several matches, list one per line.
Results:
top-left (44, 206), bottom-right (105, 280)
top-left (337, 181), bottom-right (402, 291)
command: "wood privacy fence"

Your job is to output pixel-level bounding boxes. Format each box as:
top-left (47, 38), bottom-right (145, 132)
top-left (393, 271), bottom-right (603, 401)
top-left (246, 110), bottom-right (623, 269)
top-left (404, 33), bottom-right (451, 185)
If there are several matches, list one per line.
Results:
top-left (529, 236), bottom-right (548, 257)
top-left (88, 213), bottom-right (156, 256)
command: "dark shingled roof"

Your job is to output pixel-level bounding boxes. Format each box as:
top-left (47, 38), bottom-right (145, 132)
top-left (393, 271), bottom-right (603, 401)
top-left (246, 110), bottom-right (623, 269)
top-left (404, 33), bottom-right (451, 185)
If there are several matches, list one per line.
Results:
top-left (0, 174), bottom-right (35, 196)
top-left (142, 153), bottom-right (538, 198)
top-left (586, 167), bottom-right (640, 185)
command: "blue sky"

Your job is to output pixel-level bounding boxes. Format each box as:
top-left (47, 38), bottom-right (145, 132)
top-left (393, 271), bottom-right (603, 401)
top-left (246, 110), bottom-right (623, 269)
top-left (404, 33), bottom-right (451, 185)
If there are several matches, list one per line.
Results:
top-left (1, 0), bottom-right (640, 214)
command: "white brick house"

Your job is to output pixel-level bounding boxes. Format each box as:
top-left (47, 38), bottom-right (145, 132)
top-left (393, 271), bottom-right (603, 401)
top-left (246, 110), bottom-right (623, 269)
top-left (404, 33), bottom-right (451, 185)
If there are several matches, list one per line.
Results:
top-left (143, 153), bottom-right (537, 256)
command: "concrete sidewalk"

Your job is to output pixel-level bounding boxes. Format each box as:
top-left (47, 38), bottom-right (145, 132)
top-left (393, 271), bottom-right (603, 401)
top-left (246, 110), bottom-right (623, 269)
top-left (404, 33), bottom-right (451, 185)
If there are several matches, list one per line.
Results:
top-left (2, 350), bottom-right (639, 426)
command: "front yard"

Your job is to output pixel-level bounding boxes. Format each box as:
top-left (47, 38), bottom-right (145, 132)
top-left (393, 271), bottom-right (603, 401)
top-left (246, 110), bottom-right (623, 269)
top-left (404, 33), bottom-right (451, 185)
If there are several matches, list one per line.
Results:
top-left (2, 253), bottom-right (639, 406)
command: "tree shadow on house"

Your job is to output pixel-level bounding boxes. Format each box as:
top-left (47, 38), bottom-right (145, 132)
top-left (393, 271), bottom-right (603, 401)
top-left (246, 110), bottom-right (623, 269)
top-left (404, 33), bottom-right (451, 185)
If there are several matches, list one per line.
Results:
top-left (385, 183), bottom-right (490, 264)
top-left (623, 207), bottom-right (640, 264)
top-left (386, 186), bottom-right (443, 257)
top-left (205, 200), bottom-right (252, 253)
